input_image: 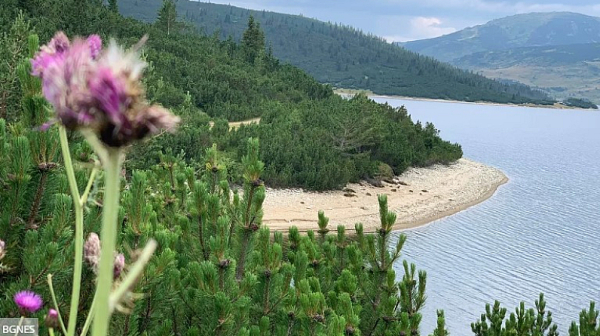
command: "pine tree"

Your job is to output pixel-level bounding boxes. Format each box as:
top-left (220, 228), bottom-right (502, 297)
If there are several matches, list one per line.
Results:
top-left (241, 15), bottom-right (265, 64)
top-left (0, 12), bottom-right (31, 121)
top-left (569, 303), bottom-right (600, 336)
top-left (2, 4), bottom-right (600, 335)
top-left (430, 310), bottom-right (449, 336)
top-left (471, 294), bottom-right (558, 336)
top-left (156, 0), bottom-right (179, 35)
top-left (108, 0), bottom-right (118, 13)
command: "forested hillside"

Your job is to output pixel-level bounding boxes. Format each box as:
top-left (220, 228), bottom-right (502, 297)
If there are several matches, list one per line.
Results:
top-left (117, 0), bottom-right (555, 105)
top-left (0, 0), bottom-right (462, 191)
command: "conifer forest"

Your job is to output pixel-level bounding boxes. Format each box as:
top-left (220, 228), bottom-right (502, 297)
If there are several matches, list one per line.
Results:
top-left (0, 0), bottom-right (599, 335)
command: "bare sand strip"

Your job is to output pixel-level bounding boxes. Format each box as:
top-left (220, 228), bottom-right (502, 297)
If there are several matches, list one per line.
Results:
top-left (262, 158), bottom-right (508, 233)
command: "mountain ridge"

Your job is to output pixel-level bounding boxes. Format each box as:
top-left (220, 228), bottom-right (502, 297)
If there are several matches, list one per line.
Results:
top-left (400, 11), bottom-right (600, 104)
top-left (400, 12), bottom-right (600, 62)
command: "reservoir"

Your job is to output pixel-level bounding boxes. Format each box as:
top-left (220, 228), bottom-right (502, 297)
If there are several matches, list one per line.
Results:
top-left (374, 97), bottom-right (600, 335)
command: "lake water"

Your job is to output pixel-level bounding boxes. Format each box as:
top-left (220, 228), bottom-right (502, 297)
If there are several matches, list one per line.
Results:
top-left (372, 97), bottom-right (600, 335)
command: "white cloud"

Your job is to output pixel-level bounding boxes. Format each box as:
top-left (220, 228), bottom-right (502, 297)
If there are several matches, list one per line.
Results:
top-left (381, 16), bottom-right (457, 42)
top-left (410, 17), bottom-right (457, 39)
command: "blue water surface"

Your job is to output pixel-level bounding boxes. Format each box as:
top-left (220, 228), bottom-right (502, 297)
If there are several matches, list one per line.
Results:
top-left (372, 97), bottom-right (600, 335)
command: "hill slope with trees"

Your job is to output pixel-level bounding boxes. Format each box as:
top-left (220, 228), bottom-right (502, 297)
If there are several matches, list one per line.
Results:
top-left (117, 0), bottom-right (555, 105)
top-left (0, 0), bottom-right (463, 191)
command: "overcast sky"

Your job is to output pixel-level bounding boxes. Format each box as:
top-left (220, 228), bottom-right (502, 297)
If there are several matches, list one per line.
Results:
top-left (201, 0), bottom-right (600, 42)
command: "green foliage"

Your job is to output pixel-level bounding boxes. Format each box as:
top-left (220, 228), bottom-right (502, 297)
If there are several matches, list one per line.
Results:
top-left (0, 11), bottom-right (32, 122)
top-left (108, 0), bottom-right (118, 13)
top-left (570, 302), bottom-right (600, 336)
top-left (471, 294), bottom-right (558, 336)
top-left (563, 98), bottom-right (598, 109)
top-left (0, 0), bottom-right (465, 191)
top-left (0, 34), bottom-right (95, 328)
top-left (1, 70), bottom-right (431, 333)
top-left (430, 310), bottom-right (449, 336)
top-left (241, 15), bottom-right (265, 64)
top-left (156, 0), bottom-right (181, 35)
top-left (250, 94), bottom-right (462, 190)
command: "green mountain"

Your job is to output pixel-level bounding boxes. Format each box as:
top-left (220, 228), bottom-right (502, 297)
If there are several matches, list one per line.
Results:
top-left (453, 43), bottom-right (600, 104)
top-left (117, 0), bottom-right (554, 105)
top-left (401, 12), bottom-right (600, 62)
top-left (401, 12), bottom-right (600, 105)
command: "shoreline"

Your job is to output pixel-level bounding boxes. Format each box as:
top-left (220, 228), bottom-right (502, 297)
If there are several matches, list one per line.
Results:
top-left (334, 89), bottom-right (584, 110)
top-left (394, 173), bottom-right (508, 231)
top-left (262, 158), bottom-right (508, 234)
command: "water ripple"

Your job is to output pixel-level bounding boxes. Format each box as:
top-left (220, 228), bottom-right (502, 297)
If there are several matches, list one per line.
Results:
top-left (379, 97), bottom-right (600, 335)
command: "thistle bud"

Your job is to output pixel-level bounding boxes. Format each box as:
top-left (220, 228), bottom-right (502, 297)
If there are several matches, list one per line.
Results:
top-left (84, 233), bottom-right (101, 273)
top-left (45, 309), bottom-right (59, 329)
top-left (113, 253), bottom-right (125, 279)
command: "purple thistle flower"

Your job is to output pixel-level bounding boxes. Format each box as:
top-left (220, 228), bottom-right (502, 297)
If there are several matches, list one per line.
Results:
top-left (49, 32), bottom-right (70, 53)
top-left (40, 39), bottom-right (97, 130)
top-left (88, 66), bottom-right (130, 126)
top-left (14, 291), bottom-right (43, 314)
top-left (32, 32), bottom-right (180, 147)
top-left (48, 309), bottom-right (58, 318)
top-left (30, 32), bottom-right (70, 78)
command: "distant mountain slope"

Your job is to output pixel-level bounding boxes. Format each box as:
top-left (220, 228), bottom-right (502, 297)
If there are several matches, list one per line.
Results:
top-left (400, 12), bottom-right (600, 103)
top-left (117, 0), bottom-right (554, 105)
top-left (401, 12), bottom-right (600, 62)
top-left (454, 43), bottom-right (600, 103)
top-left (453, 43), bottom-right (600, 68)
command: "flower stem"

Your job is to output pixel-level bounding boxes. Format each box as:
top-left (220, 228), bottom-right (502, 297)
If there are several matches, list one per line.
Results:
top-left (14, 317), bottom-right (23, 336)
top-left (81, 166), bottom-right (98, 206)
top-left (80, 293), bottom-right (97, 336)
top-left (47, 274), bottom-right (68, 335)
top-left (109, 240), bottom-right (157, 311)
top-left (58, 126), bottom-right (84, 336)
top-left (92, 149), bottom-right (122, 336)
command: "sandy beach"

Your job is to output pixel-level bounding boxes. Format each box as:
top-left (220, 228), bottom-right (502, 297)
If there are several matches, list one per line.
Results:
top-left (262, 158), bottom-right (508, 233)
